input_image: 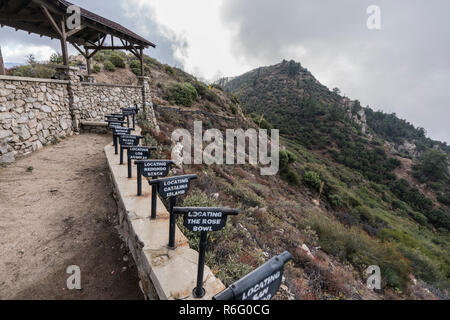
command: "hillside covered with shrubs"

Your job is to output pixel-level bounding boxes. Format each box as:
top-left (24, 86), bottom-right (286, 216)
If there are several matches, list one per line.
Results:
top-left (221, 60), bottom-right (449, 297)
top-left (120, 56), bottom-right (448, 300)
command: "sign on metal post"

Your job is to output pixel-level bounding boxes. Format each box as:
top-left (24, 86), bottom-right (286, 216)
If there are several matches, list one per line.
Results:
top-left (121, 146), bottom-right (156, 178)
top-left (148, 175), bottom-right (198, 248)
top-left (105, 115), bottom-right (125, 121)
top-left (122, 107), bottom-right (137, 129)
top-left (118, 135), bottom-right (143, 164)
top-left (133, 104), bottom-right (140, 115)
top-left (173, 207), bottom-right (239, 298)
top-left (135, 160), bottom-right (174, 219)
top-left (213, 251), bottom-right (292, 301)
top-left (112, 127), bottom-right (132, 154)
top-left (107, 120), bottom-right (126, 129)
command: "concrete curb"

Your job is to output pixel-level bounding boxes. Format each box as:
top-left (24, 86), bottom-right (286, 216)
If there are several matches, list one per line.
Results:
top-left (104, 139), bottom-right (225, 300)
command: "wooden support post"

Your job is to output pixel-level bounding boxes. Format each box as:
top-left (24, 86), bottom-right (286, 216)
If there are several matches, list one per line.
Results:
top-left (85, 48), bottom-right (91, 75)
top-left (0, 45), bottom-right (5, 75)
top-left (140, 47), bottom-right (144, 76)
top-left (60, 20), bottom-right (68, 66)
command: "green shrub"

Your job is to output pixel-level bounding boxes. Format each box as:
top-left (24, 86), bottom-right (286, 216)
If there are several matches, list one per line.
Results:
top-left (279, 150), bottom-right (299, 185)
top-left (34, 65), bottom-right (55, 78)
top-left (413, 150), bottom-right (448, 183)
top-left (104, 60), bottom-right (116, 72)
top-left (408, 210), bottom-right (428, 225)
top-left (437, 191), bottom-right (450, 205)
top-left (304, 211), bottom-right (411, 290)
top-left (12, 64), bottom-right (55, 79)
top-left (303, 170), bottom-right (322, 192)
top-left (94, 53), bottom-right (105, 62)
top-left (92, 64), bottom-right (101, 73)
top-left (399, 247), bottom-right (446, 286)
top-left (109, 53), bottom-right (126, 68)
top-left (131, 67), bottom-right (141, 76)
top-left (427, 208), bottom-right (450, 231)
top-left (12, 65), bottom-right (35, 77)
top-left (224, 182), bottom-right (265, 208)
top-left (165, 65), bottom-right (174, 75)
top-left (328, 194), bottom-right (343, 209)
top-left (281, 166), bottom-right (300, 186)
top-left (49, 53), bottom-right (63, 64)
top-left (168, 82), bottom-right (198, 107)
top-left (130, 60), bottom-right (141, 69)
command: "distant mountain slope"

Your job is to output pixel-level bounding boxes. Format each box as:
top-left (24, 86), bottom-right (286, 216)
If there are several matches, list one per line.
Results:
top-left (222, 60), bottom-right (449, 295)
top-left (224, 59), bottom-right (449, 155)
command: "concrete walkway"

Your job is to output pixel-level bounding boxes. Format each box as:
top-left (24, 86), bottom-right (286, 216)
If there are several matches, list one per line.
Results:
top-left (0, 133), bottom-right (143, 299)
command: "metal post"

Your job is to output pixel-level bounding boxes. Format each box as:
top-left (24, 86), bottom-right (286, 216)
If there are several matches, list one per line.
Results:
top-left (127, 152), bottom-right (132, 178)
top-left (126, 115), bottom-right (130, 128)
top-left (120, 145), bottom-right (124, 165)
top-left (85, 48), bottom-right (91, 75)
top-left (114, 135), bottom-right (119, 155)
top-left (132, 113), bottom-right (136, 129)
top-left (151, 177), bottom-right (157, 219)
top-left (194, 231), bottom-right (208, 298)
top-left (168, 197), bottom-right (177, 249)
top-left (137, 163), bottom-right (143, 197)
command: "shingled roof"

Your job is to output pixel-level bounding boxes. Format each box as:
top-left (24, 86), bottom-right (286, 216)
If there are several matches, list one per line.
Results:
top-left (57, 0), bottom-right (155, 47)
top-left (0, 0), bottom-right (156, 48)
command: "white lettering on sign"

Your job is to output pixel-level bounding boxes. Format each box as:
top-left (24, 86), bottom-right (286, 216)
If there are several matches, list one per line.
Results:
top-left (187, 211), bottom-right (223, 218)
top-left (242, 271), bottom-right (281, 300)
top-left (164, 178), bottom-right (189, 186)
top-left (144, 161), bottom-right (168, 167)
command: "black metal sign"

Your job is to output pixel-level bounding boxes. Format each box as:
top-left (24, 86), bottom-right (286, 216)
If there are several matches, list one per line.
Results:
top-left (122, 107), bottom-right (137, 128)
top-left (213, 251), bottom-right (292, 301)
top-left (139, 160), bottom-right (173, 179)
top-left (107, 120), bottom-right (125, 129)
top-left (148, 174), bottom-right (198, 248)
top-left (135, 160), bottom-right (174, 220)
top-left (128, 146), bottom-right (151, 160)
top-left (119, 135), bottom-right (143, 165)
top-left (173, 207), bottom-right (239, 298)
top-left (105, 115), bottom-right (125, 121)
top-left (123, 146), bottom-right (156, 178)
top-left (175, 207), bottom-right (238, 232)
top-left (122, 107), bottom-right (136, 115)
top-left (113, 127), bottom-right (132, 135)
top-left (119, 134), bottom-right (142, 146)
top-left (112, 127), bottom-right (132, 154)
top-left (158, 175), bottom-right (195, 199)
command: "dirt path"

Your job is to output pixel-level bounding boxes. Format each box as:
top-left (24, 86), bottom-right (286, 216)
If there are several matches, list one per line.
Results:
top-left (0, 133), bottom-right (143, 300)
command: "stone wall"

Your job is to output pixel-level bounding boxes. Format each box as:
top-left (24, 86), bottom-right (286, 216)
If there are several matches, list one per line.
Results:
top-left (0, 69), bottom-right (158, 163)
top-left (0, 76), bottom-right (73, 163)
top-left (78, 82), bottom-right (143, 121)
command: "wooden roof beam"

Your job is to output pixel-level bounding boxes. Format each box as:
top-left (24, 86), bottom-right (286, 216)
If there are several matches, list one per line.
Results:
top-left (40, 4), bottom-right (62, 37)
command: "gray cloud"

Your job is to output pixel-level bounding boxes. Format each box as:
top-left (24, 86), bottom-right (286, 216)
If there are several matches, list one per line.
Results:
top-left (221, 0), bottom-right (450, 143)
top-left (0, 0), bottom-right (187, 67)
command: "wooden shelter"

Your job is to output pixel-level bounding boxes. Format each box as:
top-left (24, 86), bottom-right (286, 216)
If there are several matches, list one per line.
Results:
top-left (0, 0), bottom-right (156, 75)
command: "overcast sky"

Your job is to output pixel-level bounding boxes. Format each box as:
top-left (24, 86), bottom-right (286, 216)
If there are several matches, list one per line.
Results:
top-left (0, 0), bottom-right (449, 143)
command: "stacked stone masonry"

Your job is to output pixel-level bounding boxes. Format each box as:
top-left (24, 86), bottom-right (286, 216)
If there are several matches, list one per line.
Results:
top-left (0, 70), bottom-right (156, 163)
top-left (79, 83), bottom-right (143, 122)
top-left (0, 76), bottom-right (72, 163)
